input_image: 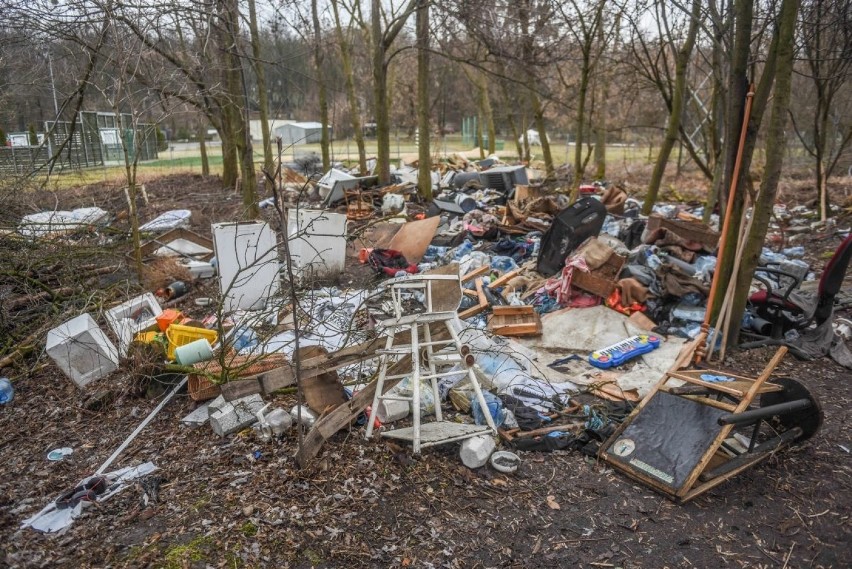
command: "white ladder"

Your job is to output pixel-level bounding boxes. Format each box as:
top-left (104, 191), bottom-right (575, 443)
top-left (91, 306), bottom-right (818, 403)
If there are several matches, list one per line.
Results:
top-left (365, 318), bottom-right (497, 453)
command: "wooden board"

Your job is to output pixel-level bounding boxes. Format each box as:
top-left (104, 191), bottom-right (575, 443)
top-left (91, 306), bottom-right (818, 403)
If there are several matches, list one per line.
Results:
top-left (458, 278), bottom-right (489, 319)
top-left (487, 305), bottom-right (542, 337)
top-left (296, 346), bottom-right (348, 414)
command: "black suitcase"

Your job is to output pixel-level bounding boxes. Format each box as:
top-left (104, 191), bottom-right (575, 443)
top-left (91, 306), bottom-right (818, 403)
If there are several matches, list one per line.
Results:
top-left (536, 197), bottom-right (607, 276)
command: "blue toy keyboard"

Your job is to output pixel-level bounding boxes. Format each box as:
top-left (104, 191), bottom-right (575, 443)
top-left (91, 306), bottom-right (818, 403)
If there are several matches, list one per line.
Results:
top-left (589, 334), bottom-right (662, 369)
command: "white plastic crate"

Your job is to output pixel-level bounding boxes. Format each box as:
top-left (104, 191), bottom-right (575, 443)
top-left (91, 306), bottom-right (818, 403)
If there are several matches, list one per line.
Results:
top-left (46, 314), bottom-right (119, 388)
top-left (105, 292), bottom-right (162, 356)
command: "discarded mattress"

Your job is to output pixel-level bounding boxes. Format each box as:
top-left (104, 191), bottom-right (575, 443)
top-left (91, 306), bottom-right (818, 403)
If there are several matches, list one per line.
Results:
top-left (19, 207), bottom-right (110, 238)
top-left (139, 209), bottom-right (191, 232)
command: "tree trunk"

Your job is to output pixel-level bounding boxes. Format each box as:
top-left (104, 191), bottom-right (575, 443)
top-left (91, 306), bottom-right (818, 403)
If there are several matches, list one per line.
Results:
top-left (331, 0), bottom-right (367, 174)
top-left (416, 0), bottom-right (431, 198)
top-left (642, 0), bottom-right (701, 215)
top-left (197, 122), bottom-right (209, 176)
top-left (480, 76), bottom-right (496, 155)
top-left (372, 0), bottom-right (392, 183)
top-left (312, 0), bottom-right (330, 171)
top-left (816, 104), bottom-right (830, 221)
top-left (725, 0), bottom-right (800, 348)
top-left (571, 57), bottom-right (592, 200)
top-left (531, 92), bottom-right (554, 175)
top-left (711, 0), bottom-right (786, 322)
top-left (220, 120), bottom-right (238, 188)
top-left (248, 0), bottom-right (272, 179)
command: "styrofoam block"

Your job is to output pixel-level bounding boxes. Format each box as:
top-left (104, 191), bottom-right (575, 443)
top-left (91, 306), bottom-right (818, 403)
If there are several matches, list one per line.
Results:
top-left (208, 395), bottom-right (228, 414)
top-left (181, 402), bottom-right (211, 427)
top-left (46, 314), bottom-right (119, 388)
top-left (105, 293), bottom-right (162, 357)
top-left (460, 435), bottom-right (496, 469)
top-left (210, 394), bottom-right (265, 437)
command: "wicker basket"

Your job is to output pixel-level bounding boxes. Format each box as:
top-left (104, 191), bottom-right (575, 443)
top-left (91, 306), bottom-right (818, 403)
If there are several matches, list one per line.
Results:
top-left (188, 375), bottom-right (221, 401)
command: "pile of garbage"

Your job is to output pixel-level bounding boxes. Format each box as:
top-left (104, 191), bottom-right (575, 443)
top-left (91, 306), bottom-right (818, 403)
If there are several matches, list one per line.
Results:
top-left (10, 156), bottom-right (851, 532)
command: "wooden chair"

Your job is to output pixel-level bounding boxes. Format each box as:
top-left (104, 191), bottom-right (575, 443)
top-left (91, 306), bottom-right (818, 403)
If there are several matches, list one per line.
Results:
top-left (365, 263), bottom-right (497, 453)
top-left (599, 347), bottom-right (822, 502)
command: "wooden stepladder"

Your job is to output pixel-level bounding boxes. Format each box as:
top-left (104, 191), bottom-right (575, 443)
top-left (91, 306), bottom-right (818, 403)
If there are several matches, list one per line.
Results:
top-left (365, 264), bottom-right (497, 453)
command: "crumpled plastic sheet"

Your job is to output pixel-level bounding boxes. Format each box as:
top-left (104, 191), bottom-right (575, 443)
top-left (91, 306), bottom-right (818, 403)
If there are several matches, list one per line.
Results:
top-left (21, 462), bottom-right (158, 533)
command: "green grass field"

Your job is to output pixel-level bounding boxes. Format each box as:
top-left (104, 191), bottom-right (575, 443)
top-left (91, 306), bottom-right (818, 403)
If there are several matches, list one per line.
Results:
top-left (39, 135), bottom-right (656, 189)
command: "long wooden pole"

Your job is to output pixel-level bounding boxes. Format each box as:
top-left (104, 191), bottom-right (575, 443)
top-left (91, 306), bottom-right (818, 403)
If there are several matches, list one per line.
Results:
top-left (696, 84), bottom-right (755, 364)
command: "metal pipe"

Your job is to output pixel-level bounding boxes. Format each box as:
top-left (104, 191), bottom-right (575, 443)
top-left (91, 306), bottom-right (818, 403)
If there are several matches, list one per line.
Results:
top-left (718, 398), bottom-right (812, 426)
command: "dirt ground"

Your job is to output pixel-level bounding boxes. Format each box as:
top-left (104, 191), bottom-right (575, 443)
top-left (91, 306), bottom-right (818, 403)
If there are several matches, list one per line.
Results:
top-left (1, 172), bottom-right (851, 568)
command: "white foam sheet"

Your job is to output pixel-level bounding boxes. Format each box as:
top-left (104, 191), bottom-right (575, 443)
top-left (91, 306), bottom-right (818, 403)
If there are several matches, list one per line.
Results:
top-left (19, 207), bottom-right (110, 238)
top-left (139, 209), bottom-right (191, 232)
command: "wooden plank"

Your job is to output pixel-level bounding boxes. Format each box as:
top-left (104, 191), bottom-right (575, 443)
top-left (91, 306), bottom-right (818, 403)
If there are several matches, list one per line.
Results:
top-left (591, 382), bottom-right (641, 403)
top-left (490, 323), bottom-right (541, 336)
top-left (512, 422), bottom-right (584, 439)
top-left (458, 278), bottom-right (489, 319)
top-left (258, 366), bottom-right (295, 394)
top-left (460, 265), bottom-right (490, 283)
top-left (675, 368), bottom-right (779, 385)
top-left (221, 377), bottom-right (263, 401)
top-left (487, 269), bottom-right (522, 289)
top-left (491, 305), bottom-right (534, 315)
top-left (667, 372), bottom-right (747, 397)
top-left (658, 387), bottom-right (738, 411)
top-left (676, 347), bottom-right (787, 498)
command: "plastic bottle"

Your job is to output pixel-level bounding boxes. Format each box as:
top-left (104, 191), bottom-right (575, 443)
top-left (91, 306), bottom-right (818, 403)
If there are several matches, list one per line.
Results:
top-left (233, 328), bottom-right (259, 352)
top-left (490, 256), bottom-right (519, 274)
top-left (453, 240), bottom-right (474, 260)
top-left (471, 391), bottom-right (507, 427)
top-left (0, 378), bottom-right (13, 404)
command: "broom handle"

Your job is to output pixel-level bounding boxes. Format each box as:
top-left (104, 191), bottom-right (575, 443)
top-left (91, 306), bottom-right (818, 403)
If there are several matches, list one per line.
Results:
top-left (697, 84), bottom-right (755, 364)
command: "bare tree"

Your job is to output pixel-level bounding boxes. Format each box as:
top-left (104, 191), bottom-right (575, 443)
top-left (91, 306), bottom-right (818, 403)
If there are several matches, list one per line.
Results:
top-left (642, 0), bottom-right (701, 215)
top-left (370, 0), bottom-right (417, 184)
top-left (790, 0), bottom-right (852, 221)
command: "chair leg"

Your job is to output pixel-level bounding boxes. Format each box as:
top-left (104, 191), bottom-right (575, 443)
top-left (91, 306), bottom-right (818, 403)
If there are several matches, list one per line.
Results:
top-left (365, 331), bottom-right (397, 440)
top-left (410, 323), bottom-right (422, 454)
top-left (445, 319), bottom-right (497, 433)
top-left (422, 323), bottom-right (443, 422)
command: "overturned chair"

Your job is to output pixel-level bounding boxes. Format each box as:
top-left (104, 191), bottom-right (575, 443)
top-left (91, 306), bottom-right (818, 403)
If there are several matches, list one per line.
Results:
top-left (600, 347), bottom-right (822, 503)
top-left (365, 263), bottom-right (497, 453)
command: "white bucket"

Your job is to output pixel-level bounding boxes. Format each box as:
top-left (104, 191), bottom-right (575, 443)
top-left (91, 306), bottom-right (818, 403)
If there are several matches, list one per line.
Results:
top-left (174, 338), bottom-right (214, 365)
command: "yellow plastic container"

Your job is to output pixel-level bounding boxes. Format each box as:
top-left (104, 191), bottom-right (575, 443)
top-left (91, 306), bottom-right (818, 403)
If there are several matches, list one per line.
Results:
top-left (134, 331), bottom-right (159, 344)
top-left (166, 324), bottom-right (218, 361)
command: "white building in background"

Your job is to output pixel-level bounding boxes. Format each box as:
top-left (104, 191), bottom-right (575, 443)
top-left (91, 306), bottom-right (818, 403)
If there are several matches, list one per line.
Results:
top-left (247, 119), bottom-right (330, 146)
top-left (273, 121), bottom-right (329, 145)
